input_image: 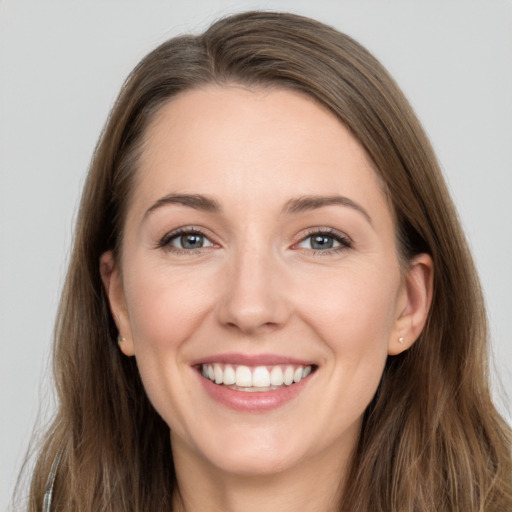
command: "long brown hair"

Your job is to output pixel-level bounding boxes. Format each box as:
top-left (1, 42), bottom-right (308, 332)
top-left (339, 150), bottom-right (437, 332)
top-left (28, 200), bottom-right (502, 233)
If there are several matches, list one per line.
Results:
top-left (22, 11), bottom-right (511, 511)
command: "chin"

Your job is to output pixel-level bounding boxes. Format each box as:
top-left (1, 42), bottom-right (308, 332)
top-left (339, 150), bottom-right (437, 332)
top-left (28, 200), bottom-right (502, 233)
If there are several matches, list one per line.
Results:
top-left (189, 427), bottom-right (303, 476)
top-left (208, 448), bottom-right (298, 477)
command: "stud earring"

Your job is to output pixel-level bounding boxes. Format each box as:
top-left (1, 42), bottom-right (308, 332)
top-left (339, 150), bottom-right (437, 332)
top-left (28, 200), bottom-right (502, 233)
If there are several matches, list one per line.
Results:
top-left (398, 337), bottom-right (404, 344)
top-left (117, 335), bottom-right (126, 343)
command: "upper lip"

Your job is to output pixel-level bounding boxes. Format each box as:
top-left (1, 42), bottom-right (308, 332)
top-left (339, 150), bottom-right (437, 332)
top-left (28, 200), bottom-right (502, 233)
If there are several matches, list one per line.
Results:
top-left (190, 353), bottom-right (315, 367)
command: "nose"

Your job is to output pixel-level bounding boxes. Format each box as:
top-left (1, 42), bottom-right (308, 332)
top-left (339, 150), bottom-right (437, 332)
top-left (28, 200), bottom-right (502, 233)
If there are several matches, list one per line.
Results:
top-left (215, 245), bottom-right (292, 335)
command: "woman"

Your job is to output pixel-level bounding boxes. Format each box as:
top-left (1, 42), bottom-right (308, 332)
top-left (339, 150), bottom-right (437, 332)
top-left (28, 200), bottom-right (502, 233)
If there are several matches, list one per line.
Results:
top-left (25, 11), bottom-right (511, 511)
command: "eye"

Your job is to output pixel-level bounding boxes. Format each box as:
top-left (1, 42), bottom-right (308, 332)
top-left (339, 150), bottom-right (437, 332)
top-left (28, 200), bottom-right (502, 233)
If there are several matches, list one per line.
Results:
top-left (173, 232), bottom-right (212, 250)
top-left (159, 228), bottom-right (214, 252)
top-left (296, 229), bottom-right (352, 253)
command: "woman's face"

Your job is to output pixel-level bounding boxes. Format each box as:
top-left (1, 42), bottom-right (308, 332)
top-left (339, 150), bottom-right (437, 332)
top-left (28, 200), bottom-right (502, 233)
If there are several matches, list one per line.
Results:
top-left (102, 85), bottom-right (431, 478)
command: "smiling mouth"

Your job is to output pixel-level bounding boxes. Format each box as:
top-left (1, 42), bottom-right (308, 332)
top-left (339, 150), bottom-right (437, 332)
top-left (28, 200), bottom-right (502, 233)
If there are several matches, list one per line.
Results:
top-left (200, 363), bottom-right (315, 392)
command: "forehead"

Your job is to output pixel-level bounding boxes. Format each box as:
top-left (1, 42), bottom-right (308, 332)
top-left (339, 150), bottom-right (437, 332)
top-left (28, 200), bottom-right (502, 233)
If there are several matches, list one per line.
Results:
top-left (131, 85), bottom-right (390, 221)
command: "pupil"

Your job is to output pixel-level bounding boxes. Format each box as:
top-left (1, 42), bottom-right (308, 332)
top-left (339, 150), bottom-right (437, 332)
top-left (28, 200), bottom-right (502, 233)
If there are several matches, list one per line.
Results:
top-left (312, 235), bottom-right (333, 250)
top-left (181, 234), bottom-right (203, 249)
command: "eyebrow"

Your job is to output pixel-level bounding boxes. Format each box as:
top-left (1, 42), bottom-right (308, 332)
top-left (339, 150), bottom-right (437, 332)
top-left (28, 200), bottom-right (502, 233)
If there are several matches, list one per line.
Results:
top-left (143, 192), bottom-right (372, 225)
top-left (144, 193), bottom-right (221, 220)
top-left (283, 195), bottom-right (372, 225)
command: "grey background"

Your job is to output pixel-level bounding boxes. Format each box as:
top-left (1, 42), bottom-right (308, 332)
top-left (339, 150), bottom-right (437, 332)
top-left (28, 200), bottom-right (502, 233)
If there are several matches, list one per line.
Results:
top-left (1, 1), bottom-right (511, 509)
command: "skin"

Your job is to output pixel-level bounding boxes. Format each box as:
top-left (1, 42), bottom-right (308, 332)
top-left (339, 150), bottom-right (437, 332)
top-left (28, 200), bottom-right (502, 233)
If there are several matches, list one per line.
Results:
top-left (101, 85), bottom-right (433, 512)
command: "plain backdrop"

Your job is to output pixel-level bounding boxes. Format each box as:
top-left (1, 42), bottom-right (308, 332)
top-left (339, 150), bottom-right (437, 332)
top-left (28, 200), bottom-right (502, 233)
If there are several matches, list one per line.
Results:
top-left (1, 1), bottom-right (511, 509)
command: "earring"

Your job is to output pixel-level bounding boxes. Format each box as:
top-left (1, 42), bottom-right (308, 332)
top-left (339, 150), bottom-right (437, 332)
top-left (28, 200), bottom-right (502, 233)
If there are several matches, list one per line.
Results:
top-left (398, 337), bottom-right (404, 344)
top-left (117, 335), bottom-right (126, 343)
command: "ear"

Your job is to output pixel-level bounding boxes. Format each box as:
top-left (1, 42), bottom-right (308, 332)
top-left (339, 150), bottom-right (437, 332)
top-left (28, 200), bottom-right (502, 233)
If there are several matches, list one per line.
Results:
top-left (388, 253), bottom-right (434, 355)
top-left (99, 251), bottom-right (135, 357)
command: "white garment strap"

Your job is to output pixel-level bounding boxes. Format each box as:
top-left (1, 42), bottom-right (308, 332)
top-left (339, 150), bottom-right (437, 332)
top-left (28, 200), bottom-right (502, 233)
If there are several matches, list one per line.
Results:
top-left (42, 449), bottom-right (62, 512)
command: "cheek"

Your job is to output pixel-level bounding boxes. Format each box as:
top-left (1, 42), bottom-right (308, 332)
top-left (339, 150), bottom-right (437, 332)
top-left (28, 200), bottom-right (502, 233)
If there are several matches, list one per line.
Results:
top-left (296, 264), bottom-right (399, 361)
top-left (121, 265), bottom-right (213, 424)
top-left (299, 265), bottom-right (399, 420)
top-left (125, 264), bottom-right (211, 351)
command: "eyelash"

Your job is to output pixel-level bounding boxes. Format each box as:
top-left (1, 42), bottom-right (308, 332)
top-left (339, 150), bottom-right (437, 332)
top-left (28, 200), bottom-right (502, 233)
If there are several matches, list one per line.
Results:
top-left (295, 227), bottom-right (353, 256)
top-left (156, 227), bottom-right (353, 255)
top-left (157, 227), bottom-right (214, 255)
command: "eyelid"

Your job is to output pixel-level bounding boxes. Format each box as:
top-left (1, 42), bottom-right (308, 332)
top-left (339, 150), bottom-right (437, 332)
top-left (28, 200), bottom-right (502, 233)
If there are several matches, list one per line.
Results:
top-left (170, 232), bottom-right (213, 249)
top-left (155, 225), bottom-right (352, 255)
top-left (292, 227), bottom-right (353, 253)
top-left (156, 226), bottom-right (218, 253)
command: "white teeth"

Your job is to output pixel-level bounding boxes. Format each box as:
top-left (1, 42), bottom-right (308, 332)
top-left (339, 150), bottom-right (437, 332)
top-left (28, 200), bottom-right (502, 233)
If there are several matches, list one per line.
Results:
top-left (270, 366), bottom-right (284, 386)
top-left (213, 364), bottom-right (223, 384)
top-left (223, 364), bottom-right (236, 385)
top-left (283, 366), bottom-right (294, 385)
top-left (202, 363), bottom-right (313, 389)
top-left (252, 366), bottom-right (271, 387)
top-left (235, 365), bottom-right (252, 387)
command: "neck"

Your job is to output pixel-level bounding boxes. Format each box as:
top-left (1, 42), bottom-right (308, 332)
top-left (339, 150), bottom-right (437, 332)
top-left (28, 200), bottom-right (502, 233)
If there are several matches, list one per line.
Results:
top-left (171, 436), bottom-right (355, 512)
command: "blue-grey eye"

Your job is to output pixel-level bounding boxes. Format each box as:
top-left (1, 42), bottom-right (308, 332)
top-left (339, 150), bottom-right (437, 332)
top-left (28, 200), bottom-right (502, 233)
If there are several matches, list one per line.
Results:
top-left (297, 233), bottom-right (342, 251)
top-left (170, 232), bottom-right (213, 250)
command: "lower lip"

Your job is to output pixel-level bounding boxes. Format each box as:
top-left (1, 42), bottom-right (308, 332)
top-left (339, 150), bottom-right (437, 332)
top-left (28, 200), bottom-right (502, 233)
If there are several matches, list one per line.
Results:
top-left (198, 372), bottom-right (313, 412)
